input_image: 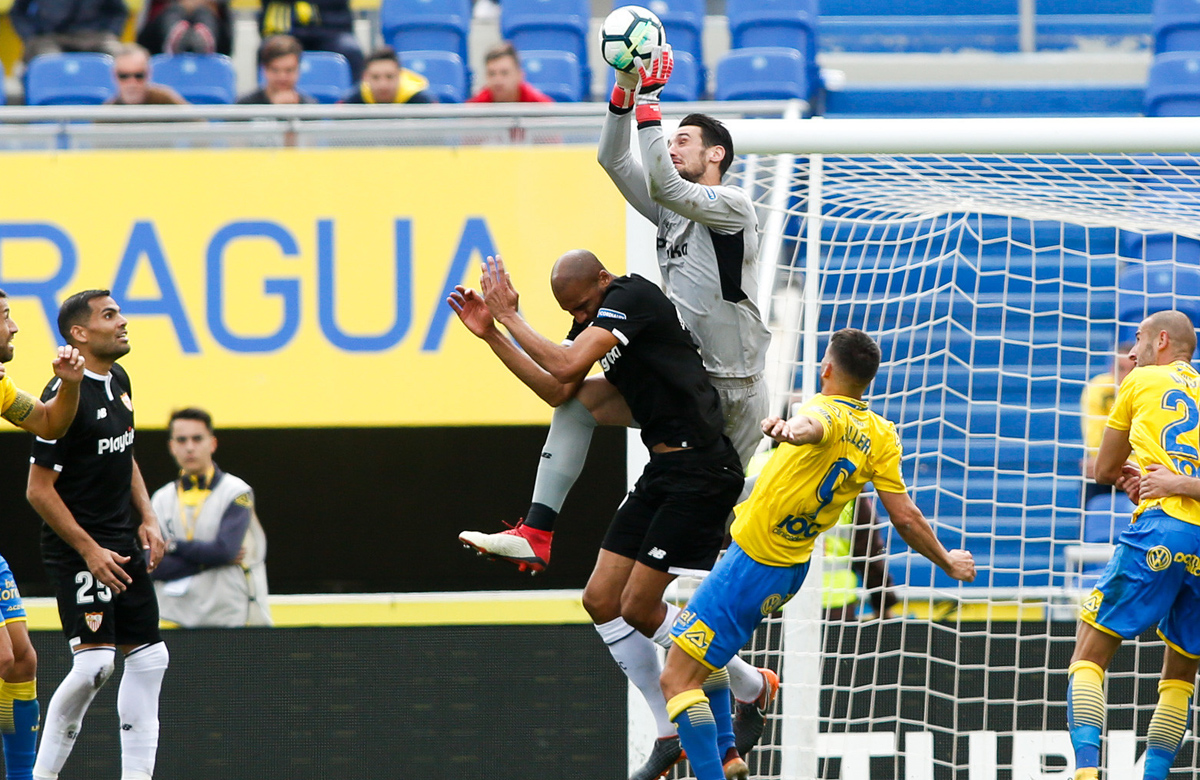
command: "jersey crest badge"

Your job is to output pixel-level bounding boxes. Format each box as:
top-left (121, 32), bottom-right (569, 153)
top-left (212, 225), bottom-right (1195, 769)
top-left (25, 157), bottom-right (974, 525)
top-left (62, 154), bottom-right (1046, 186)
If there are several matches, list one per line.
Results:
top-left (120, 393), bottom-right (133, 412)
top-left (85, 612), bottom-right (103, 633)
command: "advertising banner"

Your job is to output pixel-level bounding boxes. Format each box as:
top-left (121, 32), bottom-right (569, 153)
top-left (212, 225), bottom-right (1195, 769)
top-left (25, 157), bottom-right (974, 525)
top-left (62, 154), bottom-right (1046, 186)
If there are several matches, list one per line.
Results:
top-left (0, 146), bottom-right (625, 427)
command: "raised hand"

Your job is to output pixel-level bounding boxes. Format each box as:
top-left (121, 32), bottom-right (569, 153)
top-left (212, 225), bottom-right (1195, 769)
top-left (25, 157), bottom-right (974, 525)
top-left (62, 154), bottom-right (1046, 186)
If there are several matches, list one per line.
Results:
top-left (51, 346), bottom-right (84, 384)
top-left (944, 549), bottom-right (976, 582)
top-left (448, 285), bottom-right (496, 338)
top-left (761, 415), bottom-right (796, 443)
top-left (479, 255), bottom-right (520, 321)
top-left (637, 44), bottom-right (674, 98)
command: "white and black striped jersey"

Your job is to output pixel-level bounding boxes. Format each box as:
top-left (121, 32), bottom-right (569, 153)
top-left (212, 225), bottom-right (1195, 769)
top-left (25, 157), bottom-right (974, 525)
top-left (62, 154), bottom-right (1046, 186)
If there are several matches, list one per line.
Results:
top-left (31, 365), bottom-right (139, 562)
top-left (598, 108), bottom-right (771, 379)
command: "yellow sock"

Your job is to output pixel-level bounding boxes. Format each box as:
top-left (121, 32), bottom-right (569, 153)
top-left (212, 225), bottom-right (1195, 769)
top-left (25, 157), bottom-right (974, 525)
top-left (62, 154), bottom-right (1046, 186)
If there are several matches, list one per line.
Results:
top-left (0, 679), bottom-right (36, 734)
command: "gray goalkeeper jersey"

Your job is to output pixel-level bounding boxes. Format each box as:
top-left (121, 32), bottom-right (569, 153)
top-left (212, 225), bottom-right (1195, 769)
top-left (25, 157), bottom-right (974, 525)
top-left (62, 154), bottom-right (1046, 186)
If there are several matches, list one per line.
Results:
top-left (598, 108), bottom-right (770, 378)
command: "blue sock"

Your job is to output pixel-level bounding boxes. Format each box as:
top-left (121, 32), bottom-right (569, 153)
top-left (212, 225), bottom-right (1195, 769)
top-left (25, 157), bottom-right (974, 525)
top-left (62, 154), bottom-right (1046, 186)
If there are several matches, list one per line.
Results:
top-left (1, 680), bottom-right (38, 780)
top-left (703, 668), bottom-right (736, 760)
top-left (1067, 661), bottom-right (1104, 774)
top-left (1142, 679), bottom-right (1193, 780)
top-left (667, 690), bottom-right (723, 780)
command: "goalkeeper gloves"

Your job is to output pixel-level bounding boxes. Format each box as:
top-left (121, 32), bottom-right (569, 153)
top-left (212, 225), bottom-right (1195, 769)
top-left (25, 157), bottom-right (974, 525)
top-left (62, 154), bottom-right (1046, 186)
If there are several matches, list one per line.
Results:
top-left (610, 66), bottom-right (639, 112)
top-left (636, 44), bottom-right (673, 125)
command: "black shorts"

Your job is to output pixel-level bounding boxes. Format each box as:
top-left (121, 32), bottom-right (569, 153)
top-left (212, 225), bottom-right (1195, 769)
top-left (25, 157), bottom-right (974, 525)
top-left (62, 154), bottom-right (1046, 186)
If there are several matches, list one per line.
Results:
top-left (601, 439), bottom-right (744, 575)
top-left (47, 547), bottom-right (161, 647)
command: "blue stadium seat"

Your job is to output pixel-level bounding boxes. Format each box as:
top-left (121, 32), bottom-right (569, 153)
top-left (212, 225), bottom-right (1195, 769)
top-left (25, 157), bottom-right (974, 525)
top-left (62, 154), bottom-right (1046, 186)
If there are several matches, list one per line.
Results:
top-left (1154, 0), bottom-right (1200, 52)
top-left (1117, 263), bottom-right (1200, 335)
top-left (1080, 492), bottom-right (1133, 580)
top-left (519, 50), bottom-right (585, 102)
top-left (298, 51), bottom-right (352, 104)
top-left (150, 54), bottom-right (236, 105)
top-left (502, 0), bottom-right (591, 92)
top-left (715, 47), bottom-right (809, 101)
top-left (661, 49), bottom-right (701, 101)
top-left (726, 0), bottom-right (819, 89)
top-left (25, 53), bottom-right (115, 106)
top-left (1145, 52), bottom-right (1200, 115)
top-left (401, 50), bottom-right (466, 103)
top-left (1120, 231), bottom-right (1200, 263)
top-left (380, 0), bottom-right (471, 67)
top-left (636, 0), bottom-right (705, 83)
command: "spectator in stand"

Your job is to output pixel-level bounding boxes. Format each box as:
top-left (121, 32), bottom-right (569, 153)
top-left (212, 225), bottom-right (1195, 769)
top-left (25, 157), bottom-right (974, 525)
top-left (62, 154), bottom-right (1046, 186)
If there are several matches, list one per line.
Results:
top-left (1081, 340), bottom-right (1136, 505)
top-left (138, 0), bottom-right (231, 55)
top-left (106, 44), bottom-right (187, 105)
top-left (259, 0), bottom-right (363, 81)
top-left (341, 46), bottom-right (436, 104)
top-left (11, 0), bottom-right (126, 62)
top-left (467, 42), bottom-right (553, 104)
top-left (237, 35), bottom-right (316, 105)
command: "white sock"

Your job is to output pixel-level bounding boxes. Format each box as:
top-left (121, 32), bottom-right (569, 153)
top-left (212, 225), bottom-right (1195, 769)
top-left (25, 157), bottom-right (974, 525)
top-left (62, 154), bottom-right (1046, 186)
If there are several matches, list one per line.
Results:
top-left (118, 643), bottom-right (169, 780)
top-left (531, 398), bottom-right (597, 512)
top-left (33, 647), bottom-right (116, 779)
top-left (595, 617), bottom-right (675, 739)
top-left (651, 602), bottom-right (681, 649)
top-left (727, 654), bottom-right (765, 703)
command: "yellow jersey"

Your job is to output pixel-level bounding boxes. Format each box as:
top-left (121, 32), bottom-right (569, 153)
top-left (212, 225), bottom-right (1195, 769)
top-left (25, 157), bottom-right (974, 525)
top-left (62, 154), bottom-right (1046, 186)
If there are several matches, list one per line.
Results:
top-left (731, 394), bottom-right (906, 566)
top-left (1106, 361), bottom-right (1200, 525)
top-left (1081, 371), bottom-right (1117, 458)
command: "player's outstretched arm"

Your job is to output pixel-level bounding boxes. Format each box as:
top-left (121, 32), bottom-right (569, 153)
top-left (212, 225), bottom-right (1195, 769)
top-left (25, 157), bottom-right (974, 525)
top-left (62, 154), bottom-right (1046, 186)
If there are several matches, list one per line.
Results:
top-left (598, 69), bottom-right (659, 225)
top-left (761, 414), bottom-right (824, 446)
top-left (876, 489), bottom-right (976, 582)
top-left (2, 347), bottom-right (85, 439)
top-left (27, 463), bottom-right (134, 593)
top-left (448, 285), bottom-right (583, 407)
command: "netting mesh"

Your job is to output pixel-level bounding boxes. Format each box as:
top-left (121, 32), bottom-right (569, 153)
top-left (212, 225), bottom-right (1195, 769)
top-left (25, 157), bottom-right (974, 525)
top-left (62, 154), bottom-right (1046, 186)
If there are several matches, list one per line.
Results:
top-left (674, 151), bottom-right (1200, 779)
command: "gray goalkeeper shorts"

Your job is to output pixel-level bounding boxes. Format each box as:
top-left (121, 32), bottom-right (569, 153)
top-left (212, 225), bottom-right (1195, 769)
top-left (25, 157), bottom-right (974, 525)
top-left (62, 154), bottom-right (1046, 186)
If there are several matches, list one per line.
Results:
top-left (710, 373), bottom-right (769, 470)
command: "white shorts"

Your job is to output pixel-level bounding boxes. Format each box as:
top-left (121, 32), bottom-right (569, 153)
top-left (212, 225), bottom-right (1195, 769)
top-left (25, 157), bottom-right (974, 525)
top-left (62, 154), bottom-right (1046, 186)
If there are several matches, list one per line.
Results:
top-left (710, 373), bottom-right (769, 469)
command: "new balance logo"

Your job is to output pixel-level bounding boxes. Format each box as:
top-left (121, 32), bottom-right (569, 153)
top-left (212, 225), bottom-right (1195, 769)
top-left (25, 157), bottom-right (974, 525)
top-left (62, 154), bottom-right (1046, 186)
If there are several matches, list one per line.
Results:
top-left (648, 547), bottom-right (666, 560)
top-left (541, 452), bottom-right (552, 459)
top-left (96, 408), bottom-right (107, 419)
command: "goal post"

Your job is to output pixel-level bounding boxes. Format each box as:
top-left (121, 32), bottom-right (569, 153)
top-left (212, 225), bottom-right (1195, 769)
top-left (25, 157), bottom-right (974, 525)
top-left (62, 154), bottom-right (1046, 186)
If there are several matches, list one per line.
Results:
top-left (630, 117), bottom-right (1200, 780)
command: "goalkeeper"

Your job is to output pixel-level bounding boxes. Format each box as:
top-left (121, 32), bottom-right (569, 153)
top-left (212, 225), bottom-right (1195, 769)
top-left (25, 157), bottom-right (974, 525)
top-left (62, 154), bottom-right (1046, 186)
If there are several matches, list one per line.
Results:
top-left (460, 44), bottom-right (770, 567)
top-left (660, 329), bottom-right (976, 780)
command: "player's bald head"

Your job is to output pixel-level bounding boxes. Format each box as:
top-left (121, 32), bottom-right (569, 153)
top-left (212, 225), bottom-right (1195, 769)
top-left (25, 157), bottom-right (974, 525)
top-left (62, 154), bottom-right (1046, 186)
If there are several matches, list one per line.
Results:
top-left (1141, 309), bottom-right (1197, 360)
top-left (550, 249), bottom-right (607, 298)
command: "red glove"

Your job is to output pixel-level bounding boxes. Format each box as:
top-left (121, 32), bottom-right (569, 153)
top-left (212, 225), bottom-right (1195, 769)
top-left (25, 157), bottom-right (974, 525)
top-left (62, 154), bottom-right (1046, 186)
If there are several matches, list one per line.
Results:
top-left (635, 44), bottom-right (673, 124)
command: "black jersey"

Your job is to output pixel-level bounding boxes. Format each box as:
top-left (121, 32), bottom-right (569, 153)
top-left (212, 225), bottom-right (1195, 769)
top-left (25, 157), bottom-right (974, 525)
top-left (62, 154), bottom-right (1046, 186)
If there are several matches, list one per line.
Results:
top-left (31, 364), bottom-right (138, 561)
top-left (588, 274), bottom-right (727, 451)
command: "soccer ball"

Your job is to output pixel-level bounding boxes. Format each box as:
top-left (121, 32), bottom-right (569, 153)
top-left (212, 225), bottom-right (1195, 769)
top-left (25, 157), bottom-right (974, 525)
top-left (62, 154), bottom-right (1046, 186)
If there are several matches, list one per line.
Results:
top-left (600, 5), bottom-right (666, 73)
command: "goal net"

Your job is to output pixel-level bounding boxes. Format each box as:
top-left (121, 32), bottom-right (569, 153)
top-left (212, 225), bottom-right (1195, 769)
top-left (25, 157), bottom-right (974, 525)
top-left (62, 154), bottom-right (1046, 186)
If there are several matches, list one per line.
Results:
top-left (640, 117), bottom-right (1200, 780)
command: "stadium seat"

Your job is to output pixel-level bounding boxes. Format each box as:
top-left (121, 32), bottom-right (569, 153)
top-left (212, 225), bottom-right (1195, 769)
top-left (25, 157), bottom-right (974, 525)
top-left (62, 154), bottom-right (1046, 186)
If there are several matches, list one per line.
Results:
top-left (661, 49), bottom-right (701, 101)
top-left (25, 53), bottom-right (115, 106)
top-left (715, 47), bottom-right (809, 102)
top-left (150, 54), bottom-right (236, 105)
top-left (298, 51), bottom-right (352, 104)
top-left (501, 0), bottom-right (591, 93)
top-left (726, 0), bottom-right (819, 90)
top-left (518, 49), bottom-right (585, 103)
top-left (401, 50), bottom-right (466, 103)
top-left (1154, 0), bottom-right (1200, 53)
top-left (1145, 52), bottom-right (1200, 116)
top-left (635, 0), bottom-right (705, 84)
top-left (1117, 262), bottom-right (1200, 343)
top-left (380, 0), bottom-right (471, 68)
top-left (1079, 492), bottom-right (1133, 581)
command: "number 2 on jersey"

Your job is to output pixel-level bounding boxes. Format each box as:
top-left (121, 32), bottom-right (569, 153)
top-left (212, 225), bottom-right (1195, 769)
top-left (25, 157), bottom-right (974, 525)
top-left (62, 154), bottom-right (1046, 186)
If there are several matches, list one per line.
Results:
top-left (1160, 388), bottom-right (1200, 476)
top-left (74, 571), bottom-right (113, 604)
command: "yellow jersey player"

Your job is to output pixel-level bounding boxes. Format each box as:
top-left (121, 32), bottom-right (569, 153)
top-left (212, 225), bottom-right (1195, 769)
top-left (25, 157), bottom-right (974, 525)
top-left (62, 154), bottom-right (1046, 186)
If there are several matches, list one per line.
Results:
top-left (0, 288), bottom-right (85, 780)
top-left (657, 328), bottom-right (975, 780)
top-left (1069, 309), bottom-right (1200, 780)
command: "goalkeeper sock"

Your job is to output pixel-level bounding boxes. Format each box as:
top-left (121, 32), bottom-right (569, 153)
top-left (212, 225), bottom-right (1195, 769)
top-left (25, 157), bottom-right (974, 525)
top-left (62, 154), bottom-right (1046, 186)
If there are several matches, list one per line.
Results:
top-left (1067, 661), bottom-right (1105, 775)
top-left (1, 679), bottom-right (38, 780)
top-left (702, 668), bottom-right (736, 759)
top-left (526, 398), bottom-right (597, 531)
top-left (1143, 678), bottom-right (1193, 780)
top-left (668, 690), bottom-right (723, 780)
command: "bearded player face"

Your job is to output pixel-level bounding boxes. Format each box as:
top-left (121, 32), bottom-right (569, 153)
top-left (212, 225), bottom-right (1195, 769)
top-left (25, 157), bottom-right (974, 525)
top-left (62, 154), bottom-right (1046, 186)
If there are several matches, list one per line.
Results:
top-left (80, 296), bottom-right (131, 360)
top-left (0, 298), bottom-right (16, 363)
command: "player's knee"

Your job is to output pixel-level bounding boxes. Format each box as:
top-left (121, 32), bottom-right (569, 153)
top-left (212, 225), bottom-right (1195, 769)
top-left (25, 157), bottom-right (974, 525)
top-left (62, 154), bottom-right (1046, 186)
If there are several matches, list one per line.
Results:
top-left (10, 642), bottom-right (36, 680)
top-left (618, 595), bottom-right (660, 637)
top-left (0, 643), bottom-right (15, 681)
top-left (72, 648), bottom-right (116, 689)
top-left (582, 584), bottom-right (621, 624)
top-left (125, 642), bottom-right (169, 673)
